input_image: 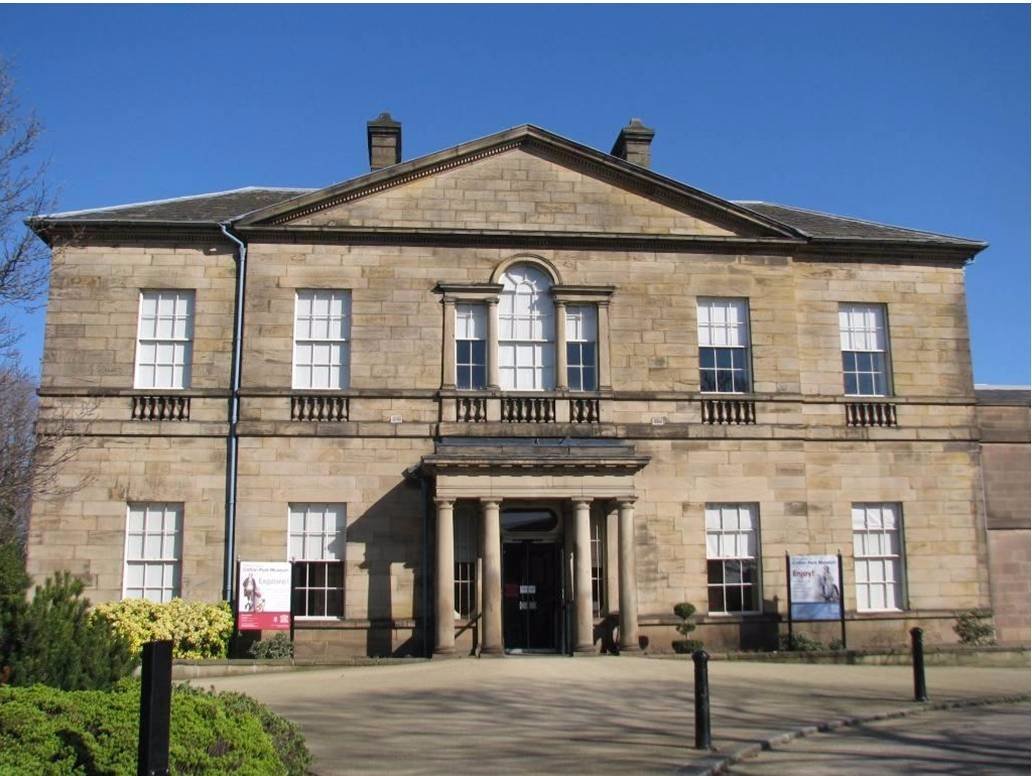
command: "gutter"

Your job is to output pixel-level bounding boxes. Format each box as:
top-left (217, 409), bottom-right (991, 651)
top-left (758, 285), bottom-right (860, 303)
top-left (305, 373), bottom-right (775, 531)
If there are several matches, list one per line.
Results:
top-left (219, 222), bottom-right (248, 603)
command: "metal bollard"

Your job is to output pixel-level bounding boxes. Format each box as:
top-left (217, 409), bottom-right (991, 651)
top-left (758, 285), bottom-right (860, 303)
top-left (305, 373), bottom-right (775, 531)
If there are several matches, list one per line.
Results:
top-left (137, 640), bottom-right (173, 776)
top-left (910, 627), bottom-right (928, 702)
top-left (693, 649), bottom-right (712, 749)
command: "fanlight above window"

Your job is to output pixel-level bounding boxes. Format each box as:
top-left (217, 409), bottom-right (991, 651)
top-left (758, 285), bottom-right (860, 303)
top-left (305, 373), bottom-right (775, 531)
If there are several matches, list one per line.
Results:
top-left (498, 264), bottom-right (556, 391)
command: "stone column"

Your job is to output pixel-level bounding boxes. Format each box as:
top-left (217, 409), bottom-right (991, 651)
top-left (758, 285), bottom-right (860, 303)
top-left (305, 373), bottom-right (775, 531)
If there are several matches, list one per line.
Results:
top-left (572, 498), bottom-right (595, 654)
top-left (441, 298), bottom-right (456, 390)
top-left (480, 499), bottom-right (504, 656)
top-left (434, 499), bottom-right (455, 655)
top-left (486, 298), bottom-right (500, 389)
top-left (555, 299), bottom-right (568, 390)
top-left (617, 498), bottom-right (641, 653)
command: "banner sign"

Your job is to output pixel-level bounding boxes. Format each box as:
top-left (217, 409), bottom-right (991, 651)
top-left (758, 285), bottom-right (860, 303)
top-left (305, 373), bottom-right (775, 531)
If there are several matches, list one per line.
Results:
top-left (789, 555), bottom-right (842, 621)
top-left (237, 561), bottom-right (292, 631)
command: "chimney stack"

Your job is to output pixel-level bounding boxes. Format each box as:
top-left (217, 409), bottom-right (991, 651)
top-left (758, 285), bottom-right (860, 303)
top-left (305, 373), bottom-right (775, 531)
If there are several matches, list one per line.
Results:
top-left (367, 112), bottom-right (402, 171)
top-left (610, 118), bottom-right (655, 168)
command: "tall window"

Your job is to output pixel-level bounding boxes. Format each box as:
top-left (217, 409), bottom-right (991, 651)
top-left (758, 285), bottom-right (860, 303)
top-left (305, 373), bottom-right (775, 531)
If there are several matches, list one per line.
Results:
top-left (853, 503), bottom-right (904, 611)
top-left (124, 503), bottom-right (182, 602)
top-left (135, 290), bottom-right (194, 389)
top-left (590, 512), bottom-right (605, 616)
top-left (498, 264), bottom-right (555, 390)
top-left (454, 511), bottom-right (477, 618)
top-left (289, 503), bottom-right (346, 618)
top-left (455, 304), bottom-right (487, 390)
top-left (839, 303), bottom-right (890, 396)
top-left (293, 290), bottom-right (351, 389)
top-left (706, 503), bottom-right (759, 614)
top-left (566, 305), bottom-right (598, 392)
top-left (697, 298), bottom-right (751, 393)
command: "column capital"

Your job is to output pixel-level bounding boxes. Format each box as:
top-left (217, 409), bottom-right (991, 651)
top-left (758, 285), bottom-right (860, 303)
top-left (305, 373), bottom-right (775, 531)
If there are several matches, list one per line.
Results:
top-left (615, 496), bottom-right (638, 506)
top-left (434, 497), bottom-right (455, 508)
top-left (479, 498), bottom-right (501, 509)
top-left (571, 498), bottom-right (593, 509)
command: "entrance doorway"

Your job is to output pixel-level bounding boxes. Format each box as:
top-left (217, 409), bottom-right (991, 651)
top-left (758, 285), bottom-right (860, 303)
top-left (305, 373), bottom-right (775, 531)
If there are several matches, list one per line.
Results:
top-left (501, 508), bottom-right (562, 653)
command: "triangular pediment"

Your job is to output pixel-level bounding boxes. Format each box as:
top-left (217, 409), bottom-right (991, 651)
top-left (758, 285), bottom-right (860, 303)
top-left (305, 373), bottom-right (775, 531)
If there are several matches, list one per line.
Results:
top-left (237, 126), bottom-right (799, 240)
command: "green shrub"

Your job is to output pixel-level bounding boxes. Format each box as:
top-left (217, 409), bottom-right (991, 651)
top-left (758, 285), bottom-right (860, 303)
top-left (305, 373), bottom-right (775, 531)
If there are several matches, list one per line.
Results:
top-left (93, 598), bottom-right (234, 660)
top-left (953, 608), bottom-right (996, 646)
top-left (2, 572), bottom-right (135, 690)
top-left (0, 680), bottom-right (310, 775)
top-left (0, 542), bottom-right (30, 684)
top-left (778, 633), bottom-right (825, 652)
top-left (248, 632), bottom-right (294, 660)
top-left (672, 602), bottom-right (702, 653)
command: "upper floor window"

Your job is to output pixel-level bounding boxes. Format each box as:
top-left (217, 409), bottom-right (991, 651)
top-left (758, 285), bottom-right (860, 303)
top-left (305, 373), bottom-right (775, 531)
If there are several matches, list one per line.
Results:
top-left (498, 264), bottom-right (555, 391)
top-left (294, 290), bottom-right (351, 390)
top-left (124, 502), bottom-right (182, 602)
top-left (566, 305), bottom-right (598, 392)
top-left (697, 298), bottom-right (751, 393)
top-left (839, 303), bottom-right (890, 397)
top-left (135, 290), bottom-right (193, 389)
top-left (455, 303), bottom-right (487, 390)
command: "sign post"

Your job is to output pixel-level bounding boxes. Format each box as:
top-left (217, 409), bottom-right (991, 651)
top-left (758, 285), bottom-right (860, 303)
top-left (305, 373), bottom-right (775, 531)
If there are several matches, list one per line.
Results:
top-left (787, 554), bottom-right (844, 647)
top-left (237, 561), bottom-right (293, 631)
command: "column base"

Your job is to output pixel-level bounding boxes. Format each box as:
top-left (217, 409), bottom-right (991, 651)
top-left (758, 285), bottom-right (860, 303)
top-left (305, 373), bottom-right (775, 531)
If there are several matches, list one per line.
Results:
top-left (618, 643), bottom-right (643, 655)
top-left (572, 645), bottom-right (598, 656)
top-left (433, 646), bottom-right (457, 658)
top-left (478, 646), bottom-right (505, 658)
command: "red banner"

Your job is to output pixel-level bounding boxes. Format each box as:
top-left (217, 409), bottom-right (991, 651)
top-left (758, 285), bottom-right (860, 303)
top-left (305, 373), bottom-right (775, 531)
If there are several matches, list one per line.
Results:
top-left (238, 611), bottom-right (291, 631)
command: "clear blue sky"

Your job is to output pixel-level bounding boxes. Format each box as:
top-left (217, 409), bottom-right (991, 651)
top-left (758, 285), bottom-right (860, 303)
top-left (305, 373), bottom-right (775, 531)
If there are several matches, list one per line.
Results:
top-left (1, 5), bottom-right (1028, 384)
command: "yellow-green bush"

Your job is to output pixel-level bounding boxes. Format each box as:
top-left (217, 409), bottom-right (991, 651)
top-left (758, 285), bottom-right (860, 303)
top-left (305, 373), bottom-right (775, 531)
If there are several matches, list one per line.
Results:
top-left (92, 599), bottom-right (234, 659)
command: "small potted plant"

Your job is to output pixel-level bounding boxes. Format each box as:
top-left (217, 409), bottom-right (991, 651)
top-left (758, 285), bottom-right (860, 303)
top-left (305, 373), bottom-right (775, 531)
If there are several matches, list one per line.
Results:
top-left (672, 602), bottom-right (703, 653)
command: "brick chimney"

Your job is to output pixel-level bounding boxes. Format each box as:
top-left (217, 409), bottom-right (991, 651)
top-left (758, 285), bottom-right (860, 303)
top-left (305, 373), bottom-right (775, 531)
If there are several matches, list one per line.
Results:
top-left (610, 118), bottom-right (655, 168)
top-left (367, 112), bottom-right (402, 170)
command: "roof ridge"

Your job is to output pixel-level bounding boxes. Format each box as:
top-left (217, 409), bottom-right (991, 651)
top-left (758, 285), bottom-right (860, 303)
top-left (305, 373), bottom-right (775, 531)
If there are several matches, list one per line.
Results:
top-left (735, 200), bottom-right (982, 244)
top-left (39, 186), bottom-right (316, 219)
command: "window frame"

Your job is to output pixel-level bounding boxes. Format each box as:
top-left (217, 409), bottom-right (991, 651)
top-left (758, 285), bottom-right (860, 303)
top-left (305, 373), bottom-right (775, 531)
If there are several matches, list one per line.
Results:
top-left (852, 502), bottom-right (907, 613)
top-left (454, 303), bottom-right (487, 391)
top-left (566, 304), bottom-right (598, 393)
top-left (134, 290), bottom-right (194, 390)
top-left (122, 502), bottom-right (183, 603)
top-left (287, 502), bottom-right (347, 620)
top-left (838, 302), bottom-right (893, 398)
top-left (497, 264), bottom-right (556, 392)
top-left (705, 503), bottom-right (761, 616)
top-left (696, 297), bottom-right (753, 395)
top-left (292, 289), bottom-right (352, 391)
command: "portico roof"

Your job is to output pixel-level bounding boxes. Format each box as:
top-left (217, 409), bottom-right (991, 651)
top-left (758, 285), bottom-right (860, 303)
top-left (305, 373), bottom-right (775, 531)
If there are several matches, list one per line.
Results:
top-left (421, 438), bottom-right (650, 477)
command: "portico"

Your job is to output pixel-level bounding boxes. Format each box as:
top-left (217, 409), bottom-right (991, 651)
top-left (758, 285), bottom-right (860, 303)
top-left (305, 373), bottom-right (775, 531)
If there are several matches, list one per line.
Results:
top-left (422, 439), bottom-right (649, 656)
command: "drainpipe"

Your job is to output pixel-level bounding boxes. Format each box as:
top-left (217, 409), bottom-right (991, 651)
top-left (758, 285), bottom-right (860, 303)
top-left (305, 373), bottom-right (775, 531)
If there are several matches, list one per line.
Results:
top-left (219, 222), bottom-right (247, 603)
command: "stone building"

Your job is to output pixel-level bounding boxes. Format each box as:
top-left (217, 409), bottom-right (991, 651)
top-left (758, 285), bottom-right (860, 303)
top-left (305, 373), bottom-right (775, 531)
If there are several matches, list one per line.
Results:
top-left (27, 116), bottom-right (1004, 657)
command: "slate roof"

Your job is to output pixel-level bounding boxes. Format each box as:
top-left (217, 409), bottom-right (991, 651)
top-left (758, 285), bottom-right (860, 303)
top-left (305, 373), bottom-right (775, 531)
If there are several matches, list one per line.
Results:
top-left (36, 187), bottom-right (313, 224)
top-left (734, 202), bottom-right (983, 248)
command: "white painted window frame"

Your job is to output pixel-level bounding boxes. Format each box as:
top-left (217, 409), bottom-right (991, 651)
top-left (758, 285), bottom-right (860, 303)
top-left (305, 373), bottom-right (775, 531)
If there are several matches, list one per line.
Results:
top-left (134, 290), bottom-right (194, 390)
top-left (122, 502), bottom-right (183, 603)
top-left (288, 502), bottom-right (347, 620)
top-left (705, 503), bottom-right (761, 615)
top-left (292, 289), bottom-right (351, 390)
top-left (852, 502), bottom-right (906, 612)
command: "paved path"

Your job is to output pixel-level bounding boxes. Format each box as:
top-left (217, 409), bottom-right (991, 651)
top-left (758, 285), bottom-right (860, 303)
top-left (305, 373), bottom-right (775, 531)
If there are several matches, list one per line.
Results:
top-left (198, 657), bottom-right (1029, 775)
top-left (728, 702), bottom-right (1031, 775)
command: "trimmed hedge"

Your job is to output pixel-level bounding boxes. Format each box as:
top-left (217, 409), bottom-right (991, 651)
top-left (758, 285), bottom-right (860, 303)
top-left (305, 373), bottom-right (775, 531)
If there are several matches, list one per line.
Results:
top-left (0, 680), bottom-right (310, 775)
top-left (92, 599), bottom-right (234, 660)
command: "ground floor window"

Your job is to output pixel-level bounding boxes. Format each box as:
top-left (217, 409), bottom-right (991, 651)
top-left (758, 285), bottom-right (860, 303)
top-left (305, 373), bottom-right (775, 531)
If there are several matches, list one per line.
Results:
top-left (705, 503), bottom-right (759, 614)
top-left (124, 502), bottom-right (182, 602)
top-left (454, 511), bottom-right (477, 618)
top-left (289, 503), bottom-right (346, 618)
top-left (852, 503), bottom-right (904, 611)
top-left (590, 513), bottom-right (605, 616)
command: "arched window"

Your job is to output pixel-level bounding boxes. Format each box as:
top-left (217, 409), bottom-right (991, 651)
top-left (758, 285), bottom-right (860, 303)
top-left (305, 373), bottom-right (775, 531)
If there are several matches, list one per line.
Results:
top-left (498, 264), bottom-right (555, 390)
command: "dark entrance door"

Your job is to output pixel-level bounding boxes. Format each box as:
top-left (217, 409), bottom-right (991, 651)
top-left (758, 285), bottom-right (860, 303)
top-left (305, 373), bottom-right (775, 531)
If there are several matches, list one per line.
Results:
top-left (502, 541), bottom-right (560, 651)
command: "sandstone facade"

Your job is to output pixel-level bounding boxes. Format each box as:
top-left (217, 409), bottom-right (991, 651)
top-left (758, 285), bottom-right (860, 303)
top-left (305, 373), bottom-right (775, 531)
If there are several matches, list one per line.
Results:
top-left (27, 120), bottom-right (1010, 657)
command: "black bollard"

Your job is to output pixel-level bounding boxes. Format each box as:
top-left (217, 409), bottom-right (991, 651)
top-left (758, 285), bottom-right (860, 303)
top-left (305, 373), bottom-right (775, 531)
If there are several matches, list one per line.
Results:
top-left (138, 640), bottom-right (173, 776)
top-left (693, 649), bottom-right (712, 749)
top-left (910, 627), bottom-right (928, 702)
